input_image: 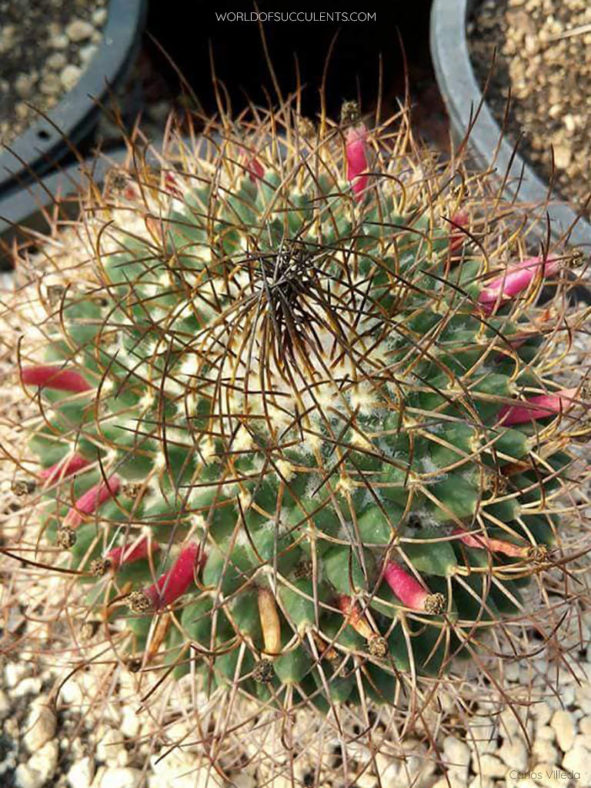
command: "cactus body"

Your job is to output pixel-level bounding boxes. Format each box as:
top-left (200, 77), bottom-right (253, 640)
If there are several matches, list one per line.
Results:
top-left (15, 103), bottom-right (589, 712)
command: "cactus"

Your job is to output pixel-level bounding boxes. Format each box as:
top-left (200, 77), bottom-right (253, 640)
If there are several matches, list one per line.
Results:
top-left (9, 99), bottom-right (590, 716)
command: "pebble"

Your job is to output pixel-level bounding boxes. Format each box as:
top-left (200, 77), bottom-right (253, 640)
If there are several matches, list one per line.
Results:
top-left (14, 677), bottom-right (42, 698)
top-left (571, 733), bottom-right (591, 751)
top-left (468, 779), bottom-right (494, 788)
top-left (96, 727), bottom-right (128, 767)
top-left (498, 708), bottom-right (525, 736)
top-left (66, 19), bottom-right (95, 42)
top-left (467, 721), bottom-right (498, 756)
top-left (27, 740), bottom-right (59, 785)
top-left (562, 745), bottom-right (588, 777)
top-left (149, 757), bottom-right (225, 788)
top-left (443, 735), bottom-right (471, 772)
top-left (503, 662), bottom-right (521, 682)
top-left (15, 764), bottom-right (45, 788)
top-left (80, 44), bottom-right (98, 64)
top-left (92, 767), bottom-right (108, 788)
top-left (98, 768), bottom-right (144, 788)
top-left (536, 725), bottom-right (556, 742)
top-left (532, 737), bottom-right (559, 765)
top-left (563, 114), bottom-right (577, 133)
top-left (550, 710), bottom-right (576, 751)
top-left (40, 73), bottom-right (62, 96)
top-left (67, 756), bottom-right (95, 788)
top-left (580, 716), bottom-right (591, 735)
top-left (554, 144), bottom-right (572, 169)
top-left (226, 776), bottom-right (256, 788)
top-left (354, 774), bottom-right (376, 788)
top-left (437, 776), bottom-right (474, 788)
top-left (576, 684), bottom-right (591, 715)
top-left (498, 738), bottom-right (528, 771)
top-left (23, 698), bottom-right (57, 752)
top-left (92, 8), bottom-right (108, 26)
top-left (46, 52), bottom-right (68, 70)
top-left (50, 33), bottom-right (69, 49)
top-left (374, 753), bottom-right (400, 787)
top-left (120, 706), bottom-right (140, 738)
top-left (60, 65), bottom-right (83, 92)
top-left (530, 763), bottom-right (564, 788)
top-left (0, 690), bottom-right (10, 719)
top-left (5, 662), bottom-right (30, 687)
top-left (477, 753), bottom-right (507, 778)
top-left (533, 702), bottom-right (553, 728)
top-left (14, 73), bottom-right (35, 100)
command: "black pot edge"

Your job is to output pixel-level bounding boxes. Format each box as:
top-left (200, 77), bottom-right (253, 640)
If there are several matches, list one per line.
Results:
top-left (430, 0), bottom-right (591, 250)
top-left (0, 0), bottom-right (147, 198)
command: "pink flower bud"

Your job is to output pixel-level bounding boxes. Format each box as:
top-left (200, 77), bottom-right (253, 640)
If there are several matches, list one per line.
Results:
top-left (240, 148), bottom-right (264, 182)
top-left (163, 171), bottom-right (182, 197)
top-left (345, 124), bottom-right (369, 201)
top-left (63, 475), bottom-right (120, 529)
top-left (449, 210), bottom-right (469, 253)
top-left (383, 562), bottom-right (445, 614)
top-left (452, 528), bottom-right (527, 558)
top-left (39, 453), bottom-right (91, 484)
top-left (21, 365), bottom-right (92, 393)
top-left (478, 255), bottom-right (560, 314)
top-left (91, 536), bottom-right (160, 577)
top-left (246, 156), bottom-right (265, 182)
top-left (336, 594), bottom-right (387, 657)
top-left (106, 536), bottom-right (159, 569)
top-left (497, 387), bottom-right (579, 426)
top-left (128, 542), bottom-right (204, 612)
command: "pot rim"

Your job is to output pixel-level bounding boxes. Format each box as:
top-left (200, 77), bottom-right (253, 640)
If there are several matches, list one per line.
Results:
top-left (430, 0), bottom-right (591, 249)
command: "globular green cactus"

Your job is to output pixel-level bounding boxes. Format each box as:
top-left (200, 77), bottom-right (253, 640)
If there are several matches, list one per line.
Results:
top-left (11, 101), bottom-right (589, 713)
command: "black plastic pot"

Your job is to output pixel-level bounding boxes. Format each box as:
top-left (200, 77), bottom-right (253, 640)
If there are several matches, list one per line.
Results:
top-left (430, 0), bottom-right (591, 250)
top-left (0, 0), bottom-right (147, 198)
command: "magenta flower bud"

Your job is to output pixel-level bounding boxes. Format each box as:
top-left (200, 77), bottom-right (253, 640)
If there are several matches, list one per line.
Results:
top-left (64, 475), bottom-right (121, 529)
top-left (107, 536), bottom-right (159, 569)
top-left (383, 562), bottom-right (445, 614)
top-left (163, 171), bottom-right (182, 198)
top-left (478, 255), bottom-right (560, 314)
top-left (240, 148), bottom-right (264, 182)
top-left (497, 387), bottom-right (579, 426)
top-left (449, 210), bottom-right (469, 253)
top-left (128, 542), bottom-right (205, 612)
top-left (345, 124), bottom-right (369, 201)
top-left (21, 364), bottom-right (92, 393)
top-left (39, 453), bottom-right (91, 484)
top-left (91, 536), bottom-right (160, 577)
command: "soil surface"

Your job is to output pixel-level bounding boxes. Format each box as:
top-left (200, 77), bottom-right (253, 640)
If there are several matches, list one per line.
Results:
top-left (0, 0), bottom-right (108, 146)
top-left (469, 0), bottom-right (591, 220)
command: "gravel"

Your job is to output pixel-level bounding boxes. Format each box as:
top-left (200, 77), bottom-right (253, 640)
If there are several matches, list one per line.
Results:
top-left (469, 0), bottom-right (591, 221)
top-left (0, 0), bottom-right (108, 146)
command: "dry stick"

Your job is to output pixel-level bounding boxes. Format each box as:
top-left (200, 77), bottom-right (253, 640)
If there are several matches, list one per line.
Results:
top-left (548, 23), bottom-right (591, 42)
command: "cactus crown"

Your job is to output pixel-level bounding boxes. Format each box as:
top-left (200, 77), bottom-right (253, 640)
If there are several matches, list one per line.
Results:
top-left (13, 99), bottom-right (589, 712)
